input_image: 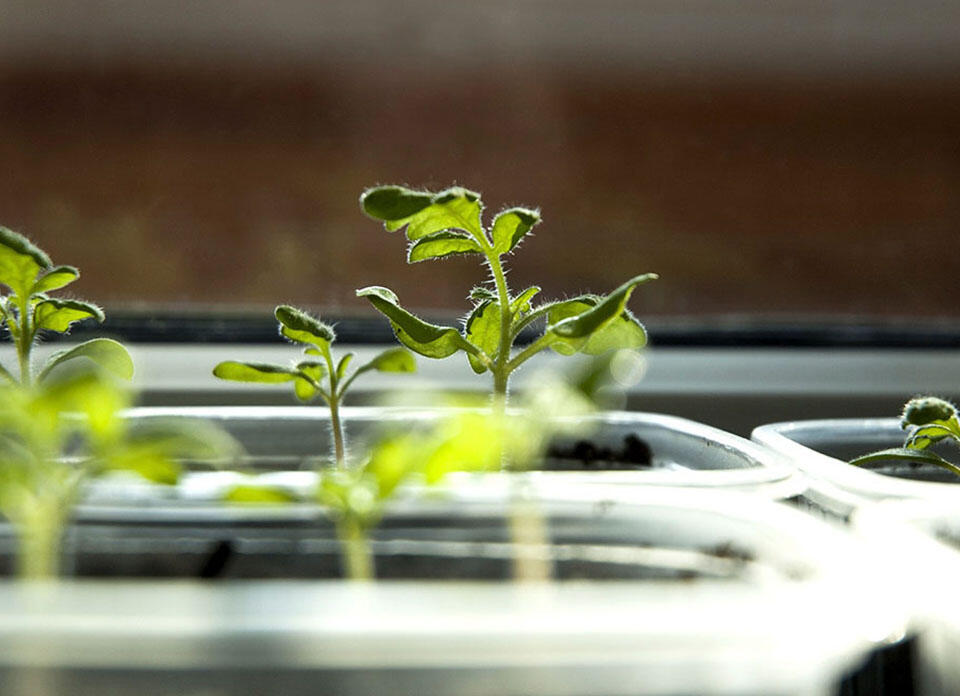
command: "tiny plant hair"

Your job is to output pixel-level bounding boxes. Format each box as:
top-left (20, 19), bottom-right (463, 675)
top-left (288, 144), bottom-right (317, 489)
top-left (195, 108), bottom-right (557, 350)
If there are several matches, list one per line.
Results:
top-left (850, 396), bottom-right (960, 476)
top-left (0, 226), bottom-right (133, 385)
top-left (357, 186), bottom-right (657, 405)
top-left (213, 305), bottom-right (415, 468)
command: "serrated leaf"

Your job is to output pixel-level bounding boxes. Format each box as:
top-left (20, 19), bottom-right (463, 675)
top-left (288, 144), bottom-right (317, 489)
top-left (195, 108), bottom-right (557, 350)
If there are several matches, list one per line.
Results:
top-left (360, 186), bottom-right (434, 223)
top-left (32, 265), bottom-right (79, 294)
top-left (0, 227), bottom-right (51, 298)
top-left (550, 273), bottom-right (657, 340)
top-left (465, 300), bottom-right (500, 374)
top-left (408, 230), bottom-right (483, 263)
top-left (850, 447), bottom-right (960, 477)
top-left (38, 338), bottom-right (135, 382)
top-left (336, 353), bottom-right (354, 380)
top-left (212, 361), bottom-right (297, 383)
top-left (34, 299), bottom-right (104, 333)
top-left (357, 286), bottom-right (479, 359)
top-left (365, 347), bottom-right (416, 373)
top-left (510, 286), bottom-right (541, 315)
top-left (275, 305), bottom-right (335, 350)
top-left (492, 207), bottom-right (540, 254)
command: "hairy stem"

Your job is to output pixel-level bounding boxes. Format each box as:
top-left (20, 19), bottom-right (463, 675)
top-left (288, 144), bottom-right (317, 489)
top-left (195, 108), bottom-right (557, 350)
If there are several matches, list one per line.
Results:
top-left (329, 397), bottom-right (346, 469)
top-left (338, 517), bottom-right (374, 581)
top-left (17, 297), bottom-right (32, 386)
top-left (486, 253), bottom-right (514, 400)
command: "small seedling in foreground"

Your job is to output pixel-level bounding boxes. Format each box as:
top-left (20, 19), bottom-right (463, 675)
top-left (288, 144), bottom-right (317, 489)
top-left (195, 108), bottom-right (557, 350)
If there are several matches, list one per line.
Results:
top-left (0, 226), bottom-right (133, 386)
top-left (850, 396), bottom-right (960, 476)
top-left (213, 305), bottom-right (415, 468)
top-left (358, 185), bottom-right (657, 403)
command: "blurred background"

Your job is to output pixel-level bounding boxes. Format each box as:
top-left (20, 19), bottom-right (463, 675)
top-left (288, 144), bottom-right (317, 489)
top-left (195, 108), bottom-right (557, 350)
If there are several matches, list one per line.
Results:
top-left (1, 0), bottom-right (959, 329)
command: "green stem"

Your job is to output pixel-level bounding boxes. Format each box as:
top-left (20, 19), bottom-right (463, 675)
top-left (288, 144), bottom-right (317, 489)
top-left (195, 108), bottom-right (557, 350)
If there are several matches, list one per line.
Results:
top-left (506, 334), bottom-right (556, 373)
top-left (486, 253), bottom-right (514, 400)
top-left (338, 517), bottom-right (374, 581)
top-left (329, 396), bottom-right (346, 469)
top-left (16, 510), bottom-right (63, 580)
top-left (17, 296), bottom-right (32, 386)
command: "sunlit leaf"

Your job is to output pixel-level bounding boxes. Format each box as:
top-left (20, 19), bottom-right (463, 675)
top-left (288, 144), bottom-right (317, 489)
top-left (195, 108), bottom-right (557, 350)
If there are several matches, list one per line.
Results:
top-left (356, 286), bottom-right (479, 359)
top-left (361, 186), bottom-right (484, 241)
top-left (364, 347), bottom-right (416, 373)
top-left (464, 300), bottom-right (500, 374)
top-left (492, 207), bottom-right (540, 254)
top-left (470, 286), bottom-right (497, 302)
top-left (408, 230), bottom-right (483, 263)
top-left (38, 338), bottom-right (135, 383)
top-left (0, 226), bottom-right (51, 298)
top-left (850, 447), bottom-right (960, 477)
top-left (549, 273), bottom-right (657, 340)
top-left (546, 298), bottom-right (594, 355)
top-left (212, 361), bottom-right (297, 383)
top-left (510, 286), bottom-right (541, 315)
top-left (582, 310), bottom-right (648, 355)
top-left (34, 299), bottom-right (104, 333)
top-left (31, 265), bottom-right (79, 294)
top-left (105, 447), bottom-right (181, 485)
top-left (293, 360), bottom-right (326, 402)
top-left (336, 353), bottom-right (354, 381)
top-left (275, 305), bottom-right (335, 351)
top-left (360, 186), bottom-right (433, 224)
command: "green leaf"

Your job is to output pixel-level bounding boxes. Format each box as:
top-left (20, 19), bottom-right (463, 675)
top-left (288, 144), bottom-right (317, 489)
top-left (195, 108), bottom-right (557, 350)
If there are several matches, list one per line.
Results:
top-left (362, 186), bottom-right (484, 241)
top-left (357, 286), bottom-right (479, 359)
top-left (492, 207), bottom-right (540, 254)
top-left (408, 230), bottom-right (483, 263)
top-left (225, 484), bottom-right (298, 504)
top-left (34, 299), bottom-right (104, 333)
top-left (470, 286), bottom-right (497, 302)
top-left (850, 447), bottom-right (960, 477)
top-left (38, 338), bottom-right (135, 382)
top-left (106, 449), bottom-right (181, 485)
top-left (212, 361), bottom-right (297, 383)
top-left (510, 286), bottom-right (541, 315)
top-left (360, 186), bottom-right (434, 223)
top-left (546, 297), bottom-right (595, 355)
top-left (336, 353), bottom-right (354, 380)
top-left (901, 397), bottom-right (957, 427)
top-left (293, 360), bottom-right (326, 402)
top-left (275, 305), bottom-right (335, 350)
top-left (582, 309), bottom-right (648, 355)
top-left (905, 424), bottom-right (957, 450)
top-left (549, 273), bottom-right (658, 340)
top-left (32, 265), bottom-right (79, 294)
top-left (464, 300), bottom-right (500, 374)
top-left (0, 227), bottom-right (51, 298)
top-left (365, 347), bottom-right (416, 373)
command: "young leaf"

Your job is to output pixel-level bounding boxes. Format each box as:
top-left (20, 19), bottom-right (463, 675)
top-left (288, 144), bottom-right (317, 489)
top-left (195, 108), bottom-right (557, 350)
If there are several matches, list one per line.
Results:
top-left (0, 227), bottom-right (51, 298)
top-left (362, 186), bottom-right (484, 242)
top-left (275, 305), bottom-right (335, 350)
top-left (356, 286), bottom-right (479, 359)
top-left (212, 361), bottom-right (297, 383)
top-left (360, 186), bottom-right (434, 224)
top-left (582, 310), bottom-right (648, 355)
top-left (32, 265), bottom-right (79, 294)
top-left (292, 360), bottom-right (326, 402)
top-left (225, 484), bottom-right (299, 504)
top-left (905, 424), bottom-right (956, 450)
top-left (549, 273), bottom-right (658, 340)
top-left (470, 286), bottom-right (497, 302)
top-left (464, 300), bottom-right (500, 374)
top-left (510, 286), bottom-right (541, 315)
top-left (901, 397), bottom-right (958, 428)
top-left (336, 353), bottom-right (355, 381)
top-left (34, 299), bottom-right (104, 333)
top-left (37, 338), bottom-right (135, 382)
top-left (492, 207), bottom-right (540, 254)
top-left (408, 230), bottom-right (482, 263)
top-left (850, 447), bottom-right (960, 477)
top-left (363, 347), bottom-right (416, 373)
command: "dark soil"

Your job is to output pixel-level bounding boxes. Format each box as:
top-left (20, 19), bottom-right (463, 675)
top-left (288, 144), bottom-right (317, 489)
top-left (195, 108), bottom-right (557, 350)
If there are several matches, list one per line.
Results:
top-left (544, 434), bottom-right (652, 470)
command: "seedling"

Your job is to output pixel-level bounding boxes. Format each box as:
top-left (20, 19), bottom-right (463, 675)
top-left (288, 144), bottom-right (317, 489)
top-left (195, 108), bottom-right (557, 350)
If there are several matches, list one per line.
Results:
top-left (0, 226), bottom-right (133, 386)
top-left (850, 396), bottom-right (960, 476)
top-left (357, 185), bottom-right (657, 403)
top-left (213, 305), bottom-right (415, 468)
